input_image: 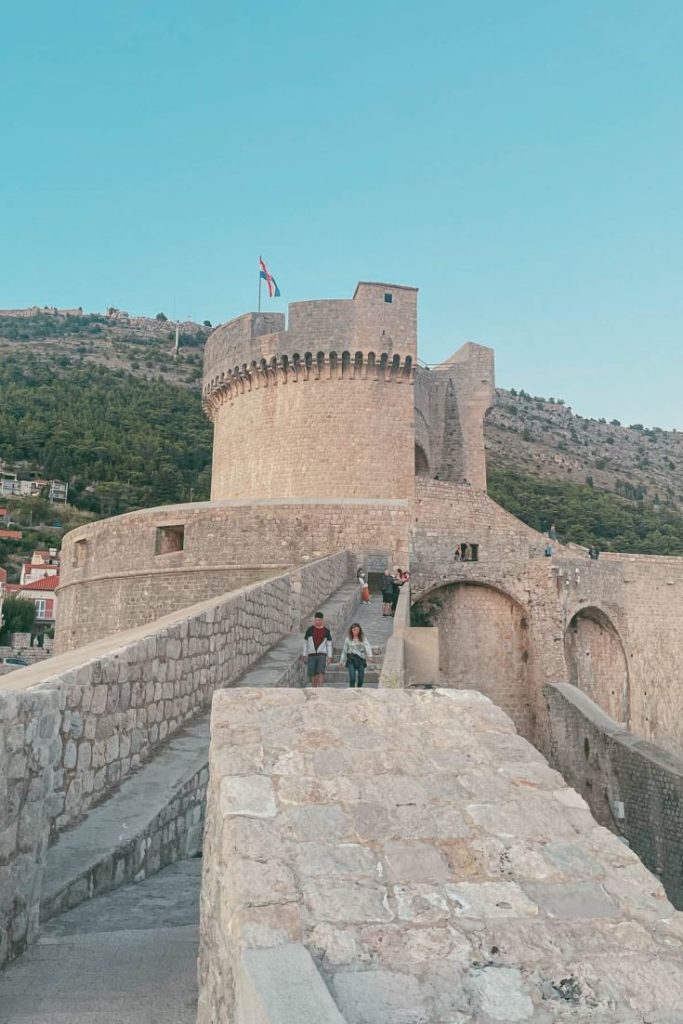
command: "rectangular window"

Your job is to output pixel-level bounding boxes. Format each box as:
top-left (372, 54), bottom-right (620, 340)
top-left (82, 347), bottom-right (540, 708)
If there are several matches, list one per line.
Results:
top-left (155, 524), bottom-right (185, 555)
top-left (74, 539), bottom-right (87, 567)
top-left (384, 292), bottom-right (393, 303)
top-left (35, 598), bottom-right (47, 619)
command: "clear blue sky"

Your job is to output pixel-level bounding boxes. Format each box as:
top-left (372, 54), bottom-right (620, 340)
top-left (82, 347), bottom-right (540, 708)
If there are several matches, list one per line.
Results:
top-left (3, 1), bottom-right (682, 428)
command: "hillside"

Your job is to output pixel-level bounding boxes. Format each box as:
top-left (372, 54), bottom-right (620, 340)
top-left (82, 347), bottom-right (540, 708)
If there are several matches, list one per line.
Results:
top-left (0, 309), bottom-right (210, 389)
top-left (486, 388), bottom-right (683, 509)
top-left (1, 309), bottom-right (682, 558)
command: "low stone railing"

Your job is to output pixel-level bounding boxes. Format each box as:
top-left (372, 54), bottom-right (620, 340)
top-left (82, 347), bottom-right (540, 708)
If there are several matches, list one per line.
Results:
top-left (379, 585), bottom-right (410, 688)
top-left (0, 550), bottom-right (351, 967)
top-left (545, 681), bottom-right (683, 909)
top-left (378, 585), bottom-right (439, 688)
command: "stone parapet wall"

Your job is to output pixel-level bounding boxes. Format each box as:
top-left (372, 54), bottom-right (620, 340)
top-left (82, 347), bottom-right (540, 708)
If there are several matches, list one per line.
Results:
top-left (199, 687), bottom-right (683, 1022)
top-left (0, 689), bottom-right (61, 966)
top-left (57, 500), bottom-right (409, 652)
top-left (545, 681), bottom-right (683, 908)
top-left (56, 567), bottom-right (272, 653)
top-left (2, 552), bottom-right (351, 839)
top-left (14, 576), bottom-right (290, 837)
top-left (298, 552), bottom-right (351, 622)
top-left (203, 283), bottom-right (417, 393)
top-left (0, 553), bottom-right (352, 966)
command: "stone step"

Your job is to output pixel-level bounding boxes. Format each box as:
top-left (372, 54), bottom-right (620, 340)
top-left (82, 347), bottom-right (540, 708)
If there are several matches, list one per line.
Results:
top-left (41, 715), bottom-right (209, 924)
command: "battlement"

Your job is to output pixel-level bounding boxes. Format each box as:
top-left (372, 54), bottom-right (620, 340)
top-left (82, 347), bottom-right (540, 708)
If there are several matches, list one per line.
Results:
top-left (202, 348), bottom-right (414, 417)
top-left (203, 281), bottom-right (417, 392)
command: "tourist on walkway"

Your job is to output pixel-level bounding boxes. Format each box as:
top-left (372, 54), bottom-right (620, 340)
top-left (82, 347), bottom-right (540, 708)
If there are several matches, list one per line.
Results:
top-left (302, 612), bottom-right (333, 688)
top-left (391, 569), bottom-right (406, 615)
top-left (357, 567), bottom-right (370, 604)
top-left (340, 623), bottom-right (373, 688)
top-left (381, 569), bottom-right (395, 616)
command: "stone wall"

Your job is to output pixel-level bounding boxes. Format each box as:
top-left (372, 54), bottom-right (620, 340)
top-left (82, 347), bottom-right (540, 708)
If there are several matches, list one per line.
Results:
top-left (545, 681), bottom-right (683, 909)
top-left (208, 372), bottom-right (416, 501)
top-left (414, 343), bottom-right (495, 490)
top-left (410, 477), bottom-right (683, 759)
top-left (0, 553), bottom-right (352, 966)
top-left (57, 501), bottom-right (409, 652)
top-left (0, 689), bottom-right (61, 966)
top-left (203, 283), bottom-right (417, 386)
top-left (198, 687), bottom-right (683, 1023)
top-left (2, 552), bottom-right (350, 839)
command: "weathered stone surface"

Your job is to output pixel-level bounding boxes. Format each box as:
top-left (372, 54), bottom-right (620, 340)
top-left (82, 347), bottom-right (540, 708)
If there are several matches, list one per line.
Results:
top-left (198, 688), bottom-right (683, 1023)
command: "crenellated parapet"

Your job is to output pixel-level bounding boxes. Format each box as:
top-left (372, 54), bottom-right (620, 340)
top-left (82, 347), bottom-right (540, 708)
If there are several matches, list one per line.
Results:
top-left (202, 349), bottom-right (415, 418)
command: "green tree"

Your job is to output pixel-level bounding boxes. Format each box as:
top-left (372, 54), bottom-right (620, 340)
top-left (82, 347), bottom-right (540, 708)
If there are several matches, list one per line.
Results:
top-left (0, 596), bottom-right (36, 642)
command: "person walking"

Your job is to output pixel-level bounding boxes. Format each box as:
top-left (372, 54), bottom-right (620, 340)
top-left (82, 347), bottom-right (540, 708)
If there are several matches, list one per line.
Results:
top-left (357, 567), bottom-right (370, 604)
top-left (340, 623), bottom-right (373, 688)
top-left (302, 611), bottom-right (333, 688)
top-left (391, 569), bottom-right (406, 616)
top-left (381, 569), bottom-right (395, 616)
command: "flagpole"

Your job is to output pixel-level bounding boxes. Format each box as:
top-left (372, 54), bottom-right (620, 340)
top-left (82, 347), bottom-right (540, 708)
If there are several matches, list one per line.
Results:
top-left (258, 259), bottom-right (262, 313)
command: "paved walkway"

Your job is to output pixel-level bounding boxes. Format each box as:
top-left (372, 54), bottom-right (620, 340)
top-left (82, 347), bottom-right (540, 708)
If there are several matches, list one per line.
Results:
top-left (0, 586), bottom-right (397, 1021)
top-left (0, 859), bottom-right (201, 1024)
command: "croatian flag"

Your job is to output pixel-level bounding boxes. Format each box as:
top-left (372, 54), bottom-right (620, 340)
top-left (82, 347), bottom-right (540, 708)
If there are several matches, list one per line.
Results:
top-left (259, 257), bottom-right (281, 298)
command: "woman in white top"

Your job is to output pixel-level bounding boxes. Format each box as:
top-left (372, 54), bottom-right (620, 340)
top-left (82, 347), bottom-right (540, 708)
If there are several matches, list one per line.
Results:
top-left (340, 622), bottom-right (373, 688)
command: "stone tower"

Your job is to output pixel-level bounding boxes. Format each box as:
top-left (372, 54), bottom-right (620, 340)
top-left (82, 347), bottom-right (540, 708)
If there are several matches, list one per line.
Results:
top-left (202, 283), bottom-right (418, 501)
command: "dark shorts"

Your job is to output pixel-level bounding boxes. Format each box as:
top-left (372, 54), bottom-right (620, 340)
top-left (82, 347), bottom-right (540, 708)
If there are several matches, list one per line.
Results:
top-left (307, 653), bottom-right (327, 677)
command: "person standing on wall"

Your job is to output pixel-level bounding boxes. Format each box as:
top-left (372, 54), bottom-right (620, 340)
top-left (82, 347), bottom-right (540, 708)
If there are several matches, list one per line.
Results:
top-left (302, 612), bottom-right (333, 688)
top-left (381, 569), bottom-right (395, 616)
top-left (391, 569), bottom-right (406, 616)
top-left (339, 622), bottom-right (373, 688)
top-left (357, 567), bottom-right (370, 605)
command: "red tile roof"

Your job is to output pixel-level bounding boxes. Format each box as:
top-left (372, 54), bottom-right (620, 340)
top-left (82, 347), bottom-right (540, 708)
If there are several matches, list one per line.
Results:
top-left (21, 576), bottom-right (60, 591)
top-left (0, 529), bottom-right (22, 540)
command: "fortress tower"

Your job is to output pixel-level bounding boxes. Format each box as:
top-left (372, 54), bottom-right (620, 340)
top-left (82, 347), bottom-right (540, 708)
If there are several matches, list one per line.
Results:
top-left (54, 280), bottom-right (497, 652)
top-left (202, 283), bottom-right (418, 501)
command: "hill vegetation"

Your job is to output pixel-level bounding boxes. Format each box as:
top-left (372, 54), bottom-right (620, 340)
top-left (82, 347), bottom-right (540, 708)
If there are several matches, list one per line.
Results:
top-left (1, 309), bottom-right (683, 560)
top-left (488, 467), bottom-right (683, 555)
top-left (0, 351), bottom-right (212, 515)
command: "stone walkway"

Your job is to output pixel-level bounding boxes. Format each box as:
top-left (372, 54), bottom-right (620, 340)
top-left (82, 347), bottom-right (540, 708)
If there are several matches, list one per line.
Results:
top-left (324, 594), bottom-right (395, 689)
top-left (0, 584), bottom-right (397, 1021)
top-left (0, 859), bottom-right (201, 1024)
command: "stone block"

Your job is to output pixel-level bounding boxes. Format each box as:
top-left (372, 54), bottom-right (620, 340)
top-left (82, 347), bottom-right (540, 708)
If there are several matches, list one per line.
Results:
top-left (220, 776), bottom-right (276, 819)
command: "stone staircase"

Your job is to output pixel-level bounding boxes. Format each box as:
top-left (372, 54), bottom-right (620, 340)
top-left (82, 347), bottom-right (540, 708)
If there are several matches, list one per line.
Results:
top-left (324, 597), bottom-right (395, 689)
top-left (35, 581), bottom-right (396, 924)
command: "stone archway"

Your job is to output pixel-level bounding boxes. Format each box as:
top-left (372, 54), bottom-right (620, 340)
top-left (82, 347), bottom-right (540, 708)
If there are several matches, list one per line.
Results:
top-left (412, 582), bottom-right (532, 739)
top-left (564, 607), bottom-right (629, 725)
top-left (415, 443), bottom-right (430, 476)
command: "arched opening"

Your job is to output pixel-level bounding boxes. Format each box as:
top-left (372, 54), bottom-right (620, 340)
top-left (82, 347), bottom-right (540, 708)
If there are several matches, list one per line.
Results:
top-left (412, 582), bottom-right (532, 738)
top-left (415, 443), bottom-right (430, 476)
top-left (564, 607), bottom-right (629, 724)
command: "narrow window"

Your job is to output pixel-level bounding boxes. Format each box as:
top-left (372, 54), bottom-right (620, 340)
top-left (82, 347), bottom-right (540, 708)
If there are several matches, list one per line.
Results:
top-left (155, 524), bottom-right (185, 555)
top-left (74, 539), bottom-right (87, 567)
top-left (384, 292), bottom-right (393, 303)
